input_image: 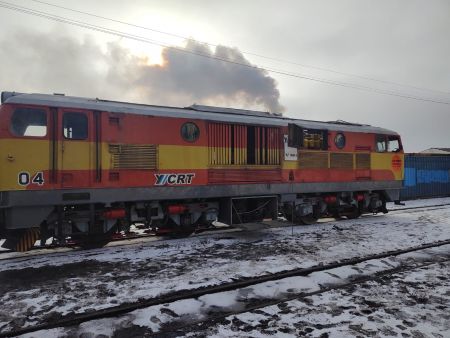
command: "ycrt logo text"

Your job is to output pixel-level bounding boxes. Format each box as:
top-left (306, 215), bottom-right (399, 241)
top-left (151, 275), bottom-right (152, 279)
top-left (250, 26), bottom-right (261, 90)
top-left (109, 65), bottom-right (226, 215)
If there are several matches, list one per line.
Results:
top-left (154, 173), bottom-right (195, 186)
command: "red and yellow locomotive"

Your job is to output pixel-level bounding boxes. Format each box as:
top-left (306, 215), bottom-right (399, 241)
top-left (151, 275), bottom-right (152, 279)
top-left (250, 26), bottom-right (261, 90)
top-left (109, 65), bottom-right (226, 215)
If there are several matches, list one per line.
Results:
top-left (0, 91), bottom-right (404, 251)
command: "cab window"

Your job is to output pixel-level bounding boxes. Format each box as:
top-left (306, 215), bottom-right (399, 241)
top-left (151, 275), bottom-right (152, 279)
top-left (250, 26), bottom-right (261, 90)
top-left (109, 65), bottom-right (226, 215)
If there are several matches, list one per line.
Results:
top-left (63, 112), bottom-right (88, 140)
top-left (10, 108), bottom-right (47, 137)
top-left (375, 135), bottom-right (387, 152)
top-left (388, 135), bottom-right (402, 152)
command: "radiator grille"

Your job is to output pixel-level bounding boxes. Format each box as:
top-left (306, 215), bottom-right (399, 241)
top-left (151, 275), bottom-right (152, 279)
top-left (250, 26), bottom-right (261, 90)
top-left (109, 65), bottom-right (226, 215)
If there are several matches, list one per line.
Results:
top-left (298, 152), bottom-right (329, 168)
top-left (355, 153), bottom-right (371, 169)
top-left (109, 144), bottom-right (157, 170)
top-left (207, 123), bottom-right (280, 166)
top-left (330, 153), bottom-right (354, 169)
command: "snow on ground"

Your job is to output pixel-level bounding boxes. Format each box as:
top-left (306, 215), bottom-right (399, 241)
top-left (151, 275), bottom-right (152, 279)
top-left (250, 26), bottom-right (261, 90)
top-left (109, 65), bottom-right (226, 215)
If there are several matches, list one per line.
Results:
top-left (1, 198), bottom-right (450, 334)
top-left (193, 260), bottom-right (450, 338)
top-left (21, 244), bottom-right (450, 337)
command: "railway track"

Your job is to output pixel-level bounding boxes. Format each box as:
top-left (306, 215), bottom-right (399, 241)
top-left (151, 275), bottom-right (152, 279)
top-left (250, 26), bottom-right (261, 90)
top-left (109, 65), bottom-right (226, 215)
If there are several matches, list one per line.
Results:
top-left (388, 202), bottom-right (450, 213)
top-left (0, 202), bottom-right (449, 261)
top-left (155, 252), bottom-right (450, 337)
top-left (2, 238), bottom-right (450, 338)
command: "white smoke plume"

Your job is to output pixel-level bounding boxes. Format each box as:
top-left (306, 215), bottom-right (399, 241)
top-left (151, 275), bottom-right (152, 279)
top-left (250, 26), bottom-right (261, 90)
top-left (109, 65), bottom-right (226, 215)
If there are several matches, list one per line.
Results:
top-left (0, 30), bottom-right (284, 112)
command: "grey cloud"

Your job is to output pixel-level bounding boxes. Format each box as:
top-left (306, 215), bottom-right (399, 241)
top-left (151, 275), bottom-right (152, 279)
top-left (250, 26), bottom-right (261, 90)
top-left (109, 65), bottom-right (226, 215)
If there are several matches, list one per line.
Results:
top-left (0, 29), bottom-right (112, 98)
top-left (108, 39), bottom-right (284, 112)
top-left (0, 30), bottom-right (284, 113)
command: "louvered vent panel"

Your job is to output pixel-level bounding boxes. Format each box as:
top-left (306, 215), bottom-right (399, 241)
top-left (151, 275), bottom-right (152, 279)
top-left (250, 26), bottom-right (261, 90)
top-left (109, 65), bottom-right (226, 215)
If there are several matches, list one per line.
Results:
top-left (298, 152), bottom-right (329, 168)
top-left (330, 153), bottom-right (354, 169)
top-left (109, 144), bottom-right (157, 170)
top-left (355, 153), bottom-right (371, 169)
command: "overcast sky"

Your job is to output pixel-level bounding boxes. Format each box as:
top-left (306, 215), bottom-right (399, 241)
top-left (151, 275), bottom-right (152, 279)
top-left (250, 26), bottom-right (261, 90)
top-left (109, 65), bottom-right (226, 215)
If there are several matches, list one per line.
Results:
top-left (0, 0), bottom-right (449, 152)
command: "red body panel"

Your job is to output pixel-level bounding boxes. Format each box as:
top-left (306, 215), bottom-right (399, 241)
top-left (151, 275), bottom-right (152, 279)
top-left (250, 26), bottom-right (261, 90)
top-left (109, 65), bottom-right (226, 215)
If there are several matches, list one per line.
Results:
top-left (0, 102), bottom-right (402, 193)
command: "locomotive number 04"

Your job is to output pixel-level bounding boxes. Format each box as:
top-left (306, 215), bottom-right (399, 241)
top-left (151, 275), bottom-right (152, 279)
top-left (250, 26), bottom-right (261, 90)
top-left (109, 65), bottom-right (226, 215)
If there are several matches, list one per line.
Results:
top-left (18, 171), bottom-right (45, 186)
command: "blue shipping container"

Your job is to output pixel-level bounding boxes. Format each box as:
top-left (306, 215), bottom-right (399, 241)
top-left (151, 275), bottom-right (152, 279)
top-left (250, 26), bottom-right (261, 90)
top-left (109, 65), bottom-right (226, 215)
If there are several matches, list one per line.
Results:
top-left (400, 154), bottom-right (450, 200)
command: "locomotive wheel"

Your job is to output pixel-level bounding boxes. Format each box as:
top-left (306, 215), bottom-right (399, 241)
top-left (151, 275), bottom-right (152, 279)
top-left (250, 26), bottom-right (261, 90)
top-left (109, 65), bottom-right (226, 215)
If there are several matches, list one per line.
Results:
top-left (299, 205), bottom-right (320, 225)
top-left (167, 226), bottom-right (195, 238)
top-left (283, 204), bottom-right (298, 224)
top-left (299, 215), bottom-right (319, 225)
top-left (2, 228), bottom-right (40, 252)
top-left (155, 217), bottom-right (195, 238)
top-left (77, 235), bottom-right (112, 250)
top-left (76, 220), bottom-right (117, 250)
top-left (283, 204), bottom-right (319, 225)
top-left (345, 206), bottom-right (361, 219)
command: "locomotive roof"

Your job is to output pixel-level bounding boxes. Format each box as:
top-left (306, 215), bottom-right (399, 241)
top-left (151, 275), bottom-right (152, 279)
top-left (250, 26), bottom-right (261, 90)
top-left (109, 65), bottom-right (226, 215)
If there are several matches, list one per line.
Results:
top-left (1, 91), bottom-right (398, 135)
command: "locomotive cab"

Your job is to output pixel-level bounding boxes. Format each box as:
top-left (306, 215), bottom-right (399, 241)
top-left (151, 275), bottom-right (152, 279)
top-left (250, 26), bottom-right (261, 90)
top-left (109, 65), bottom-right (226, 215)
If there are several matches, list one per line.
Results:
top-left (0, 94), bottom-right (106, 251)
top-left (0, 99), bottom-right (53, 250)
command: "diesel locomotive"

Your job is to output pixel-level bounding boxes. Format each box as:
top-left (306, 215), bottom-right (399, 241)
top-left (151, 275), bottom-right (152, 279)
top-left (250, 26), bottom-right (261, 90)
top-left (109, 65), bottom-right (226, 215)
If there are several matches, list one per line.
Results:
top-left (0, 91), bottom-right (404, 251)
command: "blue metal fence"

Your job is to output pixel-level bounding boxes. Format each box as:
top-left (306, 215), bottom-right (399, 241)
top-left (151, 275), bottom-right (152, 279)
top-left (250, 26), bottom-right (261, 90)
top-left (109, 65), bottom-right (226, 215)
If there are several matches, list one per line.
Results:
top-left (400, 154), bottom-right (450, 200)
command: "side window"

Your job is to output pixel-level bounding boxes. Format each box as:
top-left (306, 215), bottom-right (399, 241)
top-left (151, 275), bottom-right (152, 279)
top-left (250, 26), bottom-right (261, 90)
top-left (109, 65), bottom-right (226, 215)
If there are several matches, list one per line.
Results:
top-left (303, 129), bottom-right (328, 150)
top-left (334, 132), bottom-right (346, 149)
top-left (288, 124), bottom-right (328, 150)
top-left (376, 135), bottom-right (387, 152)
top-left (181, 122), bottom-right (200, 142)
top-left (63, 112), bottom-right (88, 140)
top-left (10, 108), bottom-right (47, 137)
top-left (388, 135), bottom-right (402, 152)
